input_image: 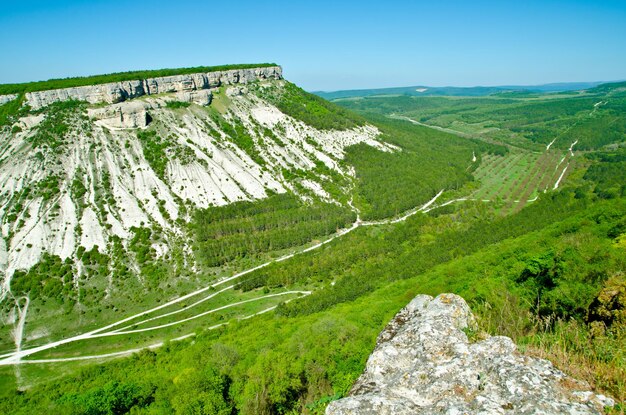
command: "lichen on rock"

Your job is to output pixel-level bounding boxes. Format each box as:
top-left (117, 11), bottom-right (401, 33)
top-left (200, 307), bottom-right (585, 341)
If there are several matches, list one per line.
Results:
top-left (326, 293), bottom-right (614, 415)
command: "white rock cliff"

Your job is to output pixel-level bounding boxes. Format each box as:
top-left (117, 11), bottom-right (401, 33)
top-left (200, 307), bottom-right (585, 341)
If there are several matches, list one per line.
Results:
top-left (326, 293), bottom-right (613, 415)
top-left (0, 66), bottom-right (282, 110)
top-left (0, 77), bottom-right (393, 301)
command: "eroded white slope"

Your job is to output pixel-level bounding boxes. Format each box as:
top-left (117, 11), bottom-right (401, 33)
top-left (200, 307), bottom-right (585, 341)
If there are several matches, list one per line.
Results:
top-left (0, 82), bottom-right (393, 301)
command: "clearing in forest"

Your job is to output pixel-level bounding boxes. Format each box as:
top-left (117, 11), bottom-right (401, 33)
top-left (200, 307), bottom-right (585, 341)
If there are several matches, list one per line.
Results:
top-left (472, 148), bottom-right (573, 214)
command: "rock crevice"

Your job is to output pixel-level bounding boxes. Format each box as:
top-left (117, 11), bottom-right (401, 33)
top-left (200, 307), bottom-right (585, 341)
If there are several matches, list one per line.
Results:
top-left (326, 293), bottom-right (613, 415)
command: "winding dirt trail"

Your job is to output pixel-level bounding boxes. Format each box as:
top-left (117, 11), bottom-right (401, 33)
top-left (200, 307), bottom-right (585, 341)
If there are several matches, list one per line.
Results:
top-left (392, 115), bottom-right (475, 138)
top-left (11, 296), bottom-right (29, 356)
top-left (94, 290), bottom-right (311, 336)
top-left (0, 133), bottom-right (577, 365)
top-left (552, 141), bottom-right (578, 190)
top-left (108, 285), bottom-right (236, 334)
top-left (0, 191), bottom-right (445, 366)
top-left (553, 164), bottom-right (570, 189)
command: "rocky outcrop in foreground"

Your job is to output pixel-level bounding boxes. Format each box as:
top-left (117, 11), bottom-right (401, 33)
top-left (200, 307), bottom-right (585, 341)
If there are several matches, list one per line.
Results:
top-left (327, 294), bottom-right (613, 415)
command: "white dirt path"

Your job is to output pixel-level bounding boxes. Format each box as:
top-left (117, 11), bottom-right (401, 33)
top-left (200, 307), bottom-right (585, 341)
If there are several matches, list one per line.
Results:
top-left (0, 191), bottom-right (445, 365)
top-left (95, 291), bottom-right (310, 336)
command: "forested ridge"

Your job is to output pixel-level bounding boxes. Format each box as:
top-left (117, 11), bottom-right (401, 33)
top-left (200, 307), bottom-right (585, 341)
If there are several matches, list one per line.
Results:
top-left (344, 114), bottom-right (506, 219)
top-left (335, 82), bottom-right (626, 151)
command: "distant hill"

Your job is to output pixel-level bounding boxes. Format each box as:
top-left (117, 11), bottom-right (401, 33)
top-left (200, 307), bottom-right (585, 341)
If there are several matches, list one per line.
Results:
top-left (314, 81), bottom-right (611, 100)
top-left (586, 80), bottom-right (626, 94)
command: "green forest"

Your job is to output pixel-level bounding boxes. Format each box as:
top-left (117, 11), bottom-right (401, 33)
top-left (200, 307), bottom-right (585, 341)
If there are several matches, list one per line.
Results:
top-left (1, 78), bottom-right (626, 415)
top-left (345, 114), bottom-right (505, 219)
top-left (334, 84), bottom-right (626, 151)
top-left (192, 193), bottom-right (356, 268)
top-left (2, 145), bottom-right (625, 414)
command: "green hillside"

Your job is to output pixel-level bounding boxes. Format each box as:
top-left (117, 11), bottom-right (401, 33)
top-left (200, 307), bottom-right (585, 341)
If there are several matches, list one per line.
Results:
top-left (335, 82), bottom-right (626, 151)
top-left (1, 75), bottom-right (625, 415)
top-left (2, 141), bottom-right (625, 415)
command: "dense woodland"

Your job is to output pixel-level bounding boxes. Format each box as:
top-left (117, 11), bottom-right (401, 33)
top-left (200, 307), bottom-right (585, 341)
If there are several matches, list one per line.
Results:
top-left (192, 193), bottom-right (356, 268)
top-left (344, 114), bottom-right (506, 219)
top-left (2, 146), bottom-right (625, 414)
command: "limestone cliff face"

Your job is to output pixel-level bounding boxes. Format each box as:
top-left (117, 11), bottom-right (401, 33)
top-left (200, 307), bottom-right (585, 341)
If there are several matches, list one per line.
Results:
top-left (0, 94), bottom-right (18, 105)
top-left (0, 69), bottom-right (397, 365)
top-left (326, 294), bottom-right (613, 415)
top-left (0, 79), bottom-right (393, 303)
top-left (0, 66), bottom-right (281, 110)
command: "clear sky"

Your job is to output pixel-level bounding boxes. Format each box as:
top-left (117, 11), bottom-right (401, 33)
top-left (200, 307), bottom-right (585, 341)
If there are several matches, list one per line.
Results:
top-left (1, 0), bottom-right (625, 91)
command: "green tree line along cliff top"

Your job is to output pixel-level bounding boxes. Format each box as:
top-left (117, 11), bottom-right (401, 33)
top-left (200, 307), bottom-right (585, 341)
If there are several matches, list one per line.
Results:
top-left (0, 63), bottom-right (279, 95)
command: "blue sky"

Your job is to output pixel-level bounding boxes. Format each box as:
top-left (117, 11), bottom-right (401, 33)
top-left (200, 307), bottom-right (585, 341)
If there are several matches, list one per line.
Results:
top-left (1, 0), bottom-right (625, 91)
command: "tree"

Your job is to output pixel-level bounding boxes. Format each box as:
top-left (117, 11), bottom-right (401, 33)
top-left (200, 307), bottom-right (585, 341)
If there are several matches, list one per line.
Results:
top-left (517, 252), bottom-right (559, 318)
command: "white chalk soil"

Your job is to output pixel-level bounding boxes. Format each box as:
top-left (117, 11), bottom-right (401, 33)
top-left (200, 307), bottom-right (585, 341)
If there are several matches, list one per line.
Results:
top-left (0, 80), bottom-right (403, 362)
top-left (0, 83), bottom-right (395, 302)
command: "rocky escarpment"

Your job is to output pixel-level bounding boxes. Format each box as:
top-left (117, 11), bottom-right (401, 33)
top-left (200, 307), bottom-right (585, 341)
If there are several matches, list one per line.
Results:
top-left (0, 66), bottom-right (281, 110)
top-left (326, 294), bottom-right (614, 415)
top-left (0, 67), bottom-right (399, 369)
top-left (0, 78), bottom-right (393, 307)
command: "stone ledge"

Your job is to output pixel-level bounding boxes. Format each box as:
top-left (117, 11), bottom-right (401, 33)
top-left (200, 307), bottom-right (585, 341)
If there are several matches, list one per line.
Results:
top-left (326, 293), bottom-right (614, 415)
top-left (0, 66), bottom-right (281, 110)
